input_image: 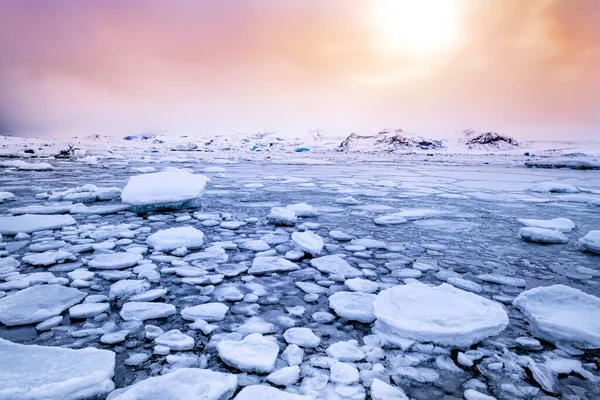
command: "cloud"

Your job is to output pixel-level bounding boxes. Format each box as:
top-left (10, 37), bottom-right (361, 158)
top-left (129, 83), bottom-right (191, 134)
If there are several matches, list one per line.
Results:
top-left (0, 0), bottom-right (598, 138)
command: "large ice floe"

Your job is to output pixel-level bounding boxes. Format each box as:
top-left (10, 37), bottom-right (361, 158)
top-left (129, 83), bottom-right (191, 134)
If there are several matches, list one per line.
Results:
top-left (373, 283), bottom-right (509, 347)
top-left (106, 368), bottom-right (237, 400)
top-left (513, 285), bottom-right (600, 348)
top-left (0, 214), bottom-right (76, 235)
top-left (0, 338), bottom-right (115, 400)
top-left (0, 285), bottom-right (86, 326)
top-left (121, 169), bottom-right (209, 212)
top-left (146, 226), bottom-right (204, 252)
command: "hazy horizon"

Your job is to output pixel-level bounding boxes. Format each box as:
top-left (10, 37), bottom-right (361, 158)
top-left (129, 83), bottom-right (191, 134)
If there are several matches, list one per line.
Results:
top-left (1, 0), bottom-right (599, 140)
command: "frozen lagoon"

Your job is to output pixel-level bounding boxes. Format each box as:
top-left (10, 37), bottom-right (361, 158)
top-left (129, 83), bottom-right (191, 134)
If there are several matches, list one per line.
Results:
top-left (0, 155), bottom-right (599, 400)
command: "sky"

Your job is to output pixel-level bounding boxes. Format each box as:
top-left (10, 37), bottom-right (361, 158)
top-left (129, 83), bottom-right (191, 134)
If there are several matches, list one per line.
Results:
top-left (0, 0), bottom-right (599, 140)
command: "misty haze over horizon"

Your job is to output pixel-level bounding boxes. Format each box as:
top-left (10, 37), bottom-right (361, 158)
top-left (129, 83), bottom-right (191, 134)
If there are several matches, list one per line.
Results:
top-left (1, 0), bottom-right (599, 140)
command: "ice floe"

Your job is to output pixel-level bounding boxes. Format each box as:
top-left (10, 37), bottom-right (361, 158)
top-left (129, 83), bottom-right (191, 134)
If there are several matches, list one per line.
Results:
top-left (0, 285), bottom-right (86, 326)
top-left (146, 226), bottom-right (204, 251)
top-left (513, 284), bottom-right (600, 348)
top-left (373, 283), bottom-right (509, 347)
top-left (0, 339), bottom-right (115, 400)
top-left (0, 214), bottom-right (76, 235)
top-left (121, 169), bottom-right (209, 212)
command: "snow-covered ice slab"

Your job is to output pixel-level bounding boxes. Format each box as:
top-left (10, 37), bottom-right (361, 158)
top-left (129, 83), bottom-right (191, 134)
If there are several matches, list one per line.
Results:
top-left (517, 217), bottom-right (576, 232)
top-left (217, 333), bottom-right (279, 373)
top-left (329, 291), bottom-right (376, 323)
top-left (579, 231), bottom-right (600, 254)
top-left (0, 285), bottom-right (86, 326)
top-left (310, 255), bottom-right (362, 278)
top-left (520, 227), bottom-right (568, 244)
top-left (119, 302), bottom-right (176, 321)
top-left (373, 283), bottom-right (509, 347)
top-left (0, 339), bottom-right (115, 400)
top-left (0, 214), bottom-right (76, 235)
top-left (88, 252), bottom-right (143, 270)
top-left (69, 203), bottom-right (130, 215)
top-left (146, 226), bottom-right (204, 252)
top-left (248, 256), bottom-right (300, 275)
top-left (513, 285), bottom-right (600, 348)
top-left (234, 385), bottom-right (311, 400)
top-left (291, 231), bottom-right (323, 256)
top-left (107, 368), bottom-right (237, 400)
top-left (121, 169), bottom-right (209, 212)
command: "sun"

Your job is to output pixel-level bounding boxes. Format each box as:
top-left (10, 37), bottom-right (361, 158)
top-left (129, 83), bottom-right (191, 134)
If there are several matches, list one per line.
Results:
top-left (369, 0), bottom-right (461, 56)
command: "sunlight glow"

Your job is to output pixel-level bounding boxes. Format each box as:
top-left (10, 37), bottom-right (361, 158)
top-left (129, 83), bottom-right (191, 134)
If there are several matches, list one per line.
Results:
top-left (370, 0), bottom-right (461, 56)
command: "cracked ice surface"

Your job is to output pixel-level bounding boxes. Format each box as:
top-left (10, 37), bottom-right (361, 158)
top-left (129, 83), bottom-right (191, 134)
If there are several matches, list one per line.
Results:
top-left (0, 156), bottom-right (599, 400)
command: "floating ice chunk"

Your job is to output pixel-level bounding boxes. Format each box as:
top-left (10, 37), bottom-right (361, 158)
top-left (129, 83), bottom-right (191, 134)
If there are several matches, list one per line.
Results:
top-left (447, 277), bottom-right (483, 293)
top-left (0, 192), bottom-right (16, 203)
top-left (530, 182), bottom-right (579, 193)
top-left (373, 214), bottom-right (408, 225)
top-left (329, 291), bottom-right (376, 323)
top-left (0, 285), bottom-right (86, 326)
top-left (121, 169), bottom-right (209, 212)
top-left (326, 340), bottom-right (365, 361)
top-left (478, 273), bottom-right (526, 287)
top-left (69, 302), bottom-right (109, 319)
top-left (70, 203), bottom-right (130, 215)
top-left (181, 302), bottom-right (229, 322)
top-left (371, 379), bottom-right (409, 400)
top-left (267, 366), bottom-right (301, 386)
top-left (248, 256), bottom-right (299, 275)
top-left (239, 239), bottom-right (270, 252)
top-left (291, 231), bottom-right (324, 256)
top-left (0, 338), bottom-right (115, 400)
top-left (336, 196), bottom-right (361, 205)
top-left (29, 240), bottom-right (67, 252)
top-left (119, 302), bottom-right (176, 321)
top-left (373, 283), bottom-right (509, 347)
top-left (0, 214), bottom-right (76, 235)
top-left (109, 280), bottom-right (151, 300)
top-left (345, 277), bottom-right (378, 293)
top-left (130, 288), bottom-right (168, 302)
top-left (464, 389), bottom-right (496, 400)
top-left (155, 329), bottom-right (195, 351)
top-left (106, 368), bottom-right (237, 400)
top-left (88, 252), bottom-right (143, 270)
top-left (283, 327), bottom-right (321, 347)
top-left (146, 226), bottom-right (204, 252)
top-left (513, 284), bottom-right (600, 348)
top-left (517, 217), bottom-right (576, 232)
top-left (286, 203), bottom-right (319, 218)
top-left (267, 207), bottom-right (297, 226)
top-left (217, 333), bottom-right (279, 373)
top-left (310, 255), bottom-right (362, 278)
top-left (579, 230), bottom-right (600, 254)
top-left (22, 250), bottom-right (75, 266)
top-left (330, 362), bottom-right (359, 385)
top-left (394, 208), bottom-right (449, 221)
top-left (349, 238), bottom-right (386, 249)
top-left (520, 227), bottom-right (568, 244)
top-left (234, 385), bottom-right (311, 400)
top-left (329, 230), bottom-right (354, 241)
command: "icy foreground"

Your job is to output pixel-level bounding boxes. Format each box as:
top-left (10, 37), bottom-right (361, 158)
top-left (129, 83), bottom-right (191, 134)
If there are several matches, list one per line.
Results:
top-left (0, 338), bottom-right (115, 400)
top-left (0, 145), bottom-right (599, 400)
